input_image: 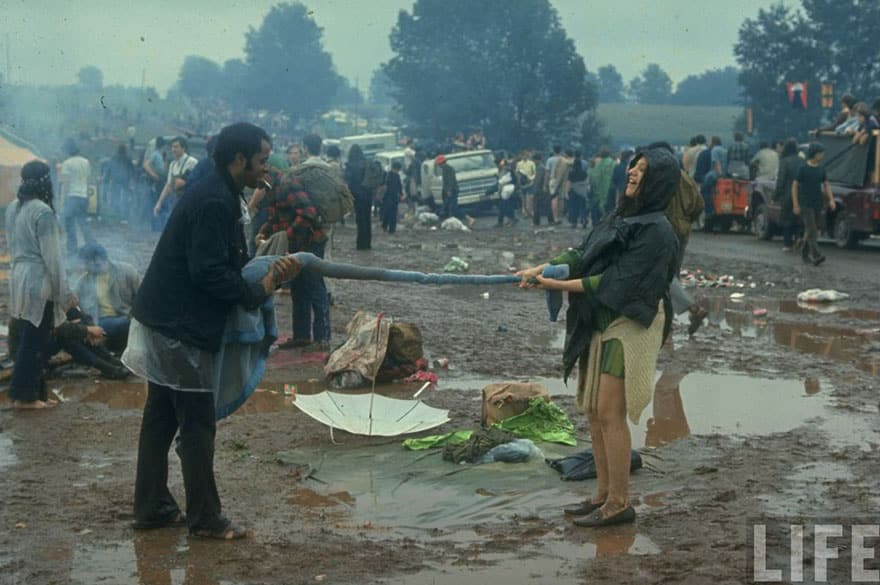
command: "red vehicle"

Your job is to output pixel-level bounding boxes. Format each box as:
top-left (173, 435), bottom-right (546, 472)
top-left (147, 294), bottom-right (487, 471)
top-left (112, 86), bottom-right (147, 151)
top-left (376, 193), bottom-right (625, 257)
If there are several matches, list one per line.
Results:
top-left (747, 132), bottom-right (880, 248)
top-left (705, 177), bottom-right (751, 232)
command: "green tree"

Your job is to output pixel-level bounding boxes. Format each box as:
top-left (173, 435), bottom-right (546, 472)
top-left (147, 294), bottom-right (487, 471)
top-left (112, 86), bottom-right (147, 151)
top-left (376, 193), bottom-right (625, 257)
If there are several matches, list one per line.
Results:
top-left (734, 4), bottom-right (819, 140)
top-left (597, 64), bottom-right (625, 103)
top-left (383, 0), bottom-right (596, 149)
top-left (244, 2), bottom-right (341, 122)
top-left (671, 67), bottom-right (741, 106)
top-left (627, 64), bottom-right (673, 105)
top-left (801, 0), bottom-right (880, 100)
top-left (369, 68), bottom-right (395, 105)
top-left (77, 66), bottom-right (103, 91)
top-left (177, 56), bottom-right (223, 102)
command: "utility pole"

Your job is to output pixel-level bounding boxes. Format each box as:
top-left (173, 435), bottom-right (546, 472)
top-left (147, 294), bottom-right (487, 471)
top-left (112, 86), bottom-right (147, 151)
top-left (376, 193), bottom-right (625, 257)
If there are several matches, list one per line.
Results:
top-left (354, 75), bottom-right (359, 134)
top-left (5, 33), bottom-right (11, 84)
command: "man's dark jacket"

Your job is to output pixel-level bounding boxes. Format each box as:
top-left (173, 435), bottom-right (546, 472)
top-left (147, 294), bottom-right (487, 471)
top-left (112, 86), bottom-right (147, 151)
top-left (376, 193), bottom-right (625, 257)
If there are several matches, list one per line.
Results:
top-left (132, 168), bottom-right (267, 353)
top-left (561, 148), bottom-right (680, 380)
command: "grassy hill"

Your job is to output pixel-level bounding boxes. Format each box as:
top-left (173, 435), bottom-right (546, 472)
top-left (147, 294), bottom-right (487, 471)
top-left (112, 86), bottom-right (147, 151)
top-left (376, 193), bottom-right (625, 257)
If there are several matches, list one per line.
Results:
top-left (596, 103), bottom-right (742, 148)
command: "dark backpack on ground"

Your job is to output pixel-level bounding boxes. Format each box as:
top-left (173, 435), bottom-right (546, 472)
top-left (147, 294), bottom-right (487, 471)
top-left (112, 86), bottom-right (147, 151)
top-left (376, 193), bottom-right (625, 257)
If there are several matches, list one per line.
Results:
top-left (694, 148), bottom-right (712, 183)
top-left (362, 160), bottom-right (385, 191)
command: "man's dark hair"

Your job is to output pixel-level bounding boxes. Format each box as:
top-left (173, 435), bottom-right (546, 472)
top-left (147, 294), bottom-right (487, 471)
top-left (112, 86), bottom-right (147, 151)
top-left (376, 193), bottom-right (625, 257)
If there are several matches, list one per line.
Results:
top-left (78, 241), bottom-right (108, 262)
top-left (552, 145), bottom-right (561, 155)
top-left (807, 142), bottom-right (825, 160)
top-left (391, 161), bottom-right (403, 171)
top-left (689, 136), bottom-right (697, 147)
top-left (302, 133), bottom-right (322, 156)
top-left (532, 151), bottom-right (543, 162)
top-left (647, 141), bottom-right (674, 154)
top-left (326, 145), bottom-right (341, 159)
top-left (564, 149), bottom-right (574, 157)
top-left (213, 123), bottom-right (271, 169)
top-left (64, 138), bottom-right (79, 157)
top-left (155, 136), bottom-right (166, 149)
top-left (781, 138), bottom-right (799, 158)
top-left (695, 134), bottom-right (707, 145)
top-left (171, 136), bottom-right (188, 151)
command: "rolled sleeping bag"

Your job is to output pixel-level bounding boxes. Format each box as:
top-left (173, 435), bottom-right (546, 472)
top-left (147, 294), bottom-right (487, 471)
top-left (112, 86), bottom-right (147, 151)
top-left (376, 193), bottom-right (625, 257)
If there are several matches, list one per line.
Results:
top-left (543, 264), bottom-right (569, 322)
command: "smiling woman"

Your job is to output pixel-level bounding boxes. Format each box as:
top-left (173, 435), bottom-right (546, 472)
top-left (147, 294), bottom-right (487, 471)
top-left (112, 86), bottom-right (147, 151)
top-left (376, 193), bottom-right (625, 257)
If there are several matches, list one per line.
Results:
top-left (517, 147), bottom-right (680, 528)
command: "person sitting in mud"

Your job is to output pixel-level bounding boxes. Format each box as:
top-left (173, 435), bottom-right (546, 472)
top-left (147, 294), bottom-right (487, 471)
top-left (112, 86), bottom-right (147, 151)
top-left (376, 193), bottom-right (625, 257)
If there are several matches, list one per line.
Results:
top-left (517, 147), bottom-right (679, 527)
top-left (73, 242), bottom-right (141, 352)
top-left (9, 307), bottom-right (131, 380)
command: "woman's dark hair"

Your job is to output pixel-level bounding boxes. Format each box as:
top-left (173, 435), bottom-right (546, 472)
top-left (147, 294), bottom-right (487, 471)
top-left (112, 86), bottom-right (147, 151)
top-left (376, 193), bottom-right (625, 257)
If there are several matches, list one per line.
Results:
top-left (18, 160), bottom-right (55, 212)
top-left (806, 142), bottom-right (825, 160)
top-left (347, 144), bottom-right (366, 165)
top-left (571, 150), bottom-right (585, 175)
top-left (212, 122), bottom-right (271, 169)
top-left (781, 138), bottom-right (799, 158)
top-left (841, 93), bottom-right (856, 109)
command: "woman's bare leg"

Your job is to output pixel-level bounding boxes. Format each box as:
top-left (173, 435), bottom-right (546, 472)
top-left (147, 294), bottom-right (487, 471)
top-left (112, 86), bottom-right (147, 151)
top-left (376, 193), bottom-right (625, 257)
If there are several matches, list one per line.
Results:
top-left (586, 410), bottom-right (609, 504)
top-left (595, 373), bottom-right (631, 516)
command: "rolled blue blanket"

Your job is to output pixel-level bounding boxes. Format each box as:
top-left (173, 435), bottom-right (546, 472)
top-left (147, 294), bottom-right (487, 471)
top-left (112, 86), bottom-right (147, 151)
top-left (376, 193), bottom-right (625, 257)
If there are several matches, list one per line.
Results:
top-left (543, 264), bottom-right (569, 322)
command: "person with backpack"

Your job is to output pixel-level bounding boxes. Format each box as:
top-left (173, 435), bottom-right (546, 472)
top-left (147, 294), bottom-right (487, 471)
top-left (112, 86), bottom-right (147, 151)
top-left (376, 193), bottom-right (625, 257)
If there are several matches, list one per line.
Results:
top-left (259, 134), bottom-right (349, 350)
top-left (346, 145), bottom-right (372, 250)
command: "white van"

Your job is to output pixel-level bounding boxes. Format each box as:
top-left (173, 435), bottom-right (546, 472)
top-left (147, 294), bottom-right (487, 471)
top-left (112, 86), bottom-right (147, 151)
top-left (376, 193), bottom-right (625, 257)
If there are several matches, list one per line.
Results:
top-left (421, 149), bottom-right (498, 208)
top-left (339, 133), bottom-right (397, 162)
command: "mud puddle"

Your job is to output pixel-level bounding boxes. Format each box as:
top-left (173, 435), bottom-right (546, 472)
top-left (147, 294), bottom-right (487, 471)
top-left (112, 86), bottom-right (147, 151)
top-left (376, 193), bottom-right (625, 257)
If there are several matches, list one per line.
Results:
top-left (441, 370), bottom-right (860, 449)
top-left (70, 531), bottom-right (243, 585)
top-left (688, 296), bottom-right (880, 375)
top-left (0, 432), bottom-right (17, 469)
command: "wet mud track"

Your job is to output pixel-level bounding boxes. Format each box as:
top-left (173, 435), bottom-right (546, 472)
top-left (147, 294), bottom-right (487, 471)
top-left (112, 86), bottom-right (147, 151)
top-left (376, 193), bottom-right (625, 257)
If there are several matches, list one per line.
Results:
top-left (1, 219), bottom-right (879, 584)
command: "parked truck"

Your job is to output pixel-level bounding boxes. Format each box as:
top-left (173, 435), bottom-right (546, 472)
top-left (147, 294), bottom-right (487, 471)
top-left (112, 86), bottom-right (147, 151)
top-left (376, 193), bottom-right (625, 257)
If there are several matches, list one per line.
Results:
top-left (747, 132), bottom-right (880, 248)
top-left (420, 149), bottom-right (499, 209)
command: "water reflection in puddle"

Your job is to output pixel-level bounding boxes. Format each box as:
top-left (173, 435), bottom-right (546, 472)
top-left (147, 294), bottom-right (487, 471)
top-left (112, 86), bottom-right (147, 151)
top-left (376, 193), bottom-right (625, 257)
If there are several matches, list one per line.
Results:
top-left (69, 531), bottom-right (243, 585)
top-left (0, 432), bottom-right (18, 469)
top-left (691, 296), bottom-right (880, 375)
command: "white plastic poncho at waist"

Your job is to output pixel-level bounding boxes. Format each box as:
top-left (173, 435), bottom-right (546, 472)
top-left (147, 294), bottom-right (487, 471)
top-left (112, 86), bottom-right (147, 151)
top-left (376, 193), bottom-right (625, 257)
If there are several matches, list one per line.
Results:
top-left (122, 318), bottom-right (215, 392)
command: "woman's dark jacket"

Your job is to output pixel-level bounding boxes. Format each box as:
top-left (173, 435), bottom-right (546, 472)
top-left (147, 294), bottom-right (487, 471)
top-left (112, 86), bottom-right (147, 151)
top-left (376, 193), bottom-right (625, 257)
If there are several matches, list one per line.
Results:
top-left (561, 148), bottom-right (680, 380)
top-left (132, 168), bottom-right (267, 353)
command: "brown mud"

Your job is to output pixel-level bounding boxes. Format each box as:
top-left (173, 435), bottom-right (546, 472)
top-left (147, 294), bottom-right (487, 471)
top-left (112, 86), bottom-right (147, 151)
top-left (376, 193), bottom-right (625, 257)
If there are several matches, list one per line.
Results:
top-left (1, 217), bottom-right (879, 584)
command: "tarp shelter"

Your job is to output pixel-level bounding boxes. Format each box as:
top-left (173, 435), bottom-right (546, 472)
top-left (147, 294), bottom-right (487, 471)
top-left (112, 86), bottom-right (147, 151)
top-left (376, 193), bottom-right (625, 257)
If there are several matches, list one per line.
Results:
top-left (0, 132), bottom-right (41, 207)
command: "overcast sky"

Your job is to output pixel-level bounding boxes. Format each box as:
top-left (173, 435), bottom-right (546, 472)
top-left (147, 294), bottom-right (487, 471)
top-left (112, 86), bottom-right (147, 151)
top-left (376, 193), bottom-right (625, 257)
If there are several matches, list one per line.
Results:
top-left (0, 0), bottom-right (793, 94)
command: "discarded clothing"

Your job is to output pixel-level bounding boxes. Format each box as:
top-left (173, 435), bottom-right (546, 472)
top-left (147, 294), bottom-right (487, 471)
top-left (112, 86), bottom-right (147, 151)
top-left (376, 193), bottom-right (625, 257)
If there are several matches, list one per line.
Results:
top-left (476, 439), bottom-right (543, 464)
top-left (443, 427), bottom-right (518, 463)
top-left (542, 264), bottom-right (569, 321)
top-left (546, 449), bottom-right (643, 481)
top-left (797, 289), bottom-right (850, 303)
top-left (403, 398), bottom-right (577, 450)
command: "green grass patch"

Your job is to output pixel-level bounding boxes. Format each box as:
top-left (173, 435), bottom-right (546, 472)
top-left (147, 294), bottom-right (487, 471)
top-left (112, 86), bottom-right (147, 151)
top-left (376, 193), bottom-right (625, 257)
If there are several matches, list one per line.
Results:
top-left (597, 104), bottom-right (742, 148)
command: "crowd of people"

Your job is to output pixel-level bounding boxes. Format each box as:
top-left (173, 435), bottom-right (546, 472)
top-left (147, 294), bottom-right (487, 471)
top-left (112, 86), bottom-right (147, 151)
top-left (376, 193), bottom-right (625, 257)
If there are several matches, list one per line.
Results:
top-left (3, 90), bottom-right (879, 539)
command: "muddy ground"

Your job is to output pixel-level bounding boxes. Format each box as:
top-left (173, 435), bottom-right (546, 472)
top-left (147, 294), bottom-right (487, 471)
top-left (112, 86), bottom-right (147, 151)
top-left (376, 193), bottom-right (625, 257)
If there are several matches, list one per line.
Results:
top-left (1, 213), bottom-right (879, 585)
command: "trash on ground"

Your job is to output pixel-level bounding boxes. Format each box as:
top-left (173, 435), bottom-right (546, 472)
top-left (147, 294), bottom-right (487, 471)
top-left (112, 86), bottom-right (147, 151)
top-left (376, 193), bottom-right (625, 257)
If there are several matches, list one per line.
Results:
top-left (797, 289), bottom-right (850, 303)
top-left (481, 292), bottom-right (490, 300)
top-left (729, 292), bottom-right (745, 300)
top-left (443, 256), bottom-right (469, 273)
top-left (481, 382), bottom-right (549, 426)
top-left (416, 212), bottom-right (440, 225)
top-left (294, 391), bottom-right (450, 437)
top-left (441, 217), bottom-right (470, 231)
top-left (476, 439), bottom-right (543, 464)
top-left (752, 308), bottom-right (768, 317)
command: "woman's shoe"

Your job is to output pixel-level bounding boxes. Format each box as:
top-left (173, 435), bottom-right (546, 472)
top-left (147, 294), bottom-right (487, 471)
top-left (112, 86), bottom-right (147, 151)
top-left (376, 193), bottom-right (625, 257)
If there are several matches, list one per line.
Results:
top-left (572, 506), bottom-right (636, 527)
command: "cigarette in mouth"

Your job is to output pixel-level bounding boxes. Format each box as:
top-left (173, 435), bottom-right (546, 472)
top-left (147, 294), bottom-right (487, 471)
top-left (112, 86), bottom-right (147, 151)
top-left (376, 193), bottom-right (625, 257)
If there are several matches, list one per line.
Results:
top-left (260, 178), bottom-right (272, 190)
